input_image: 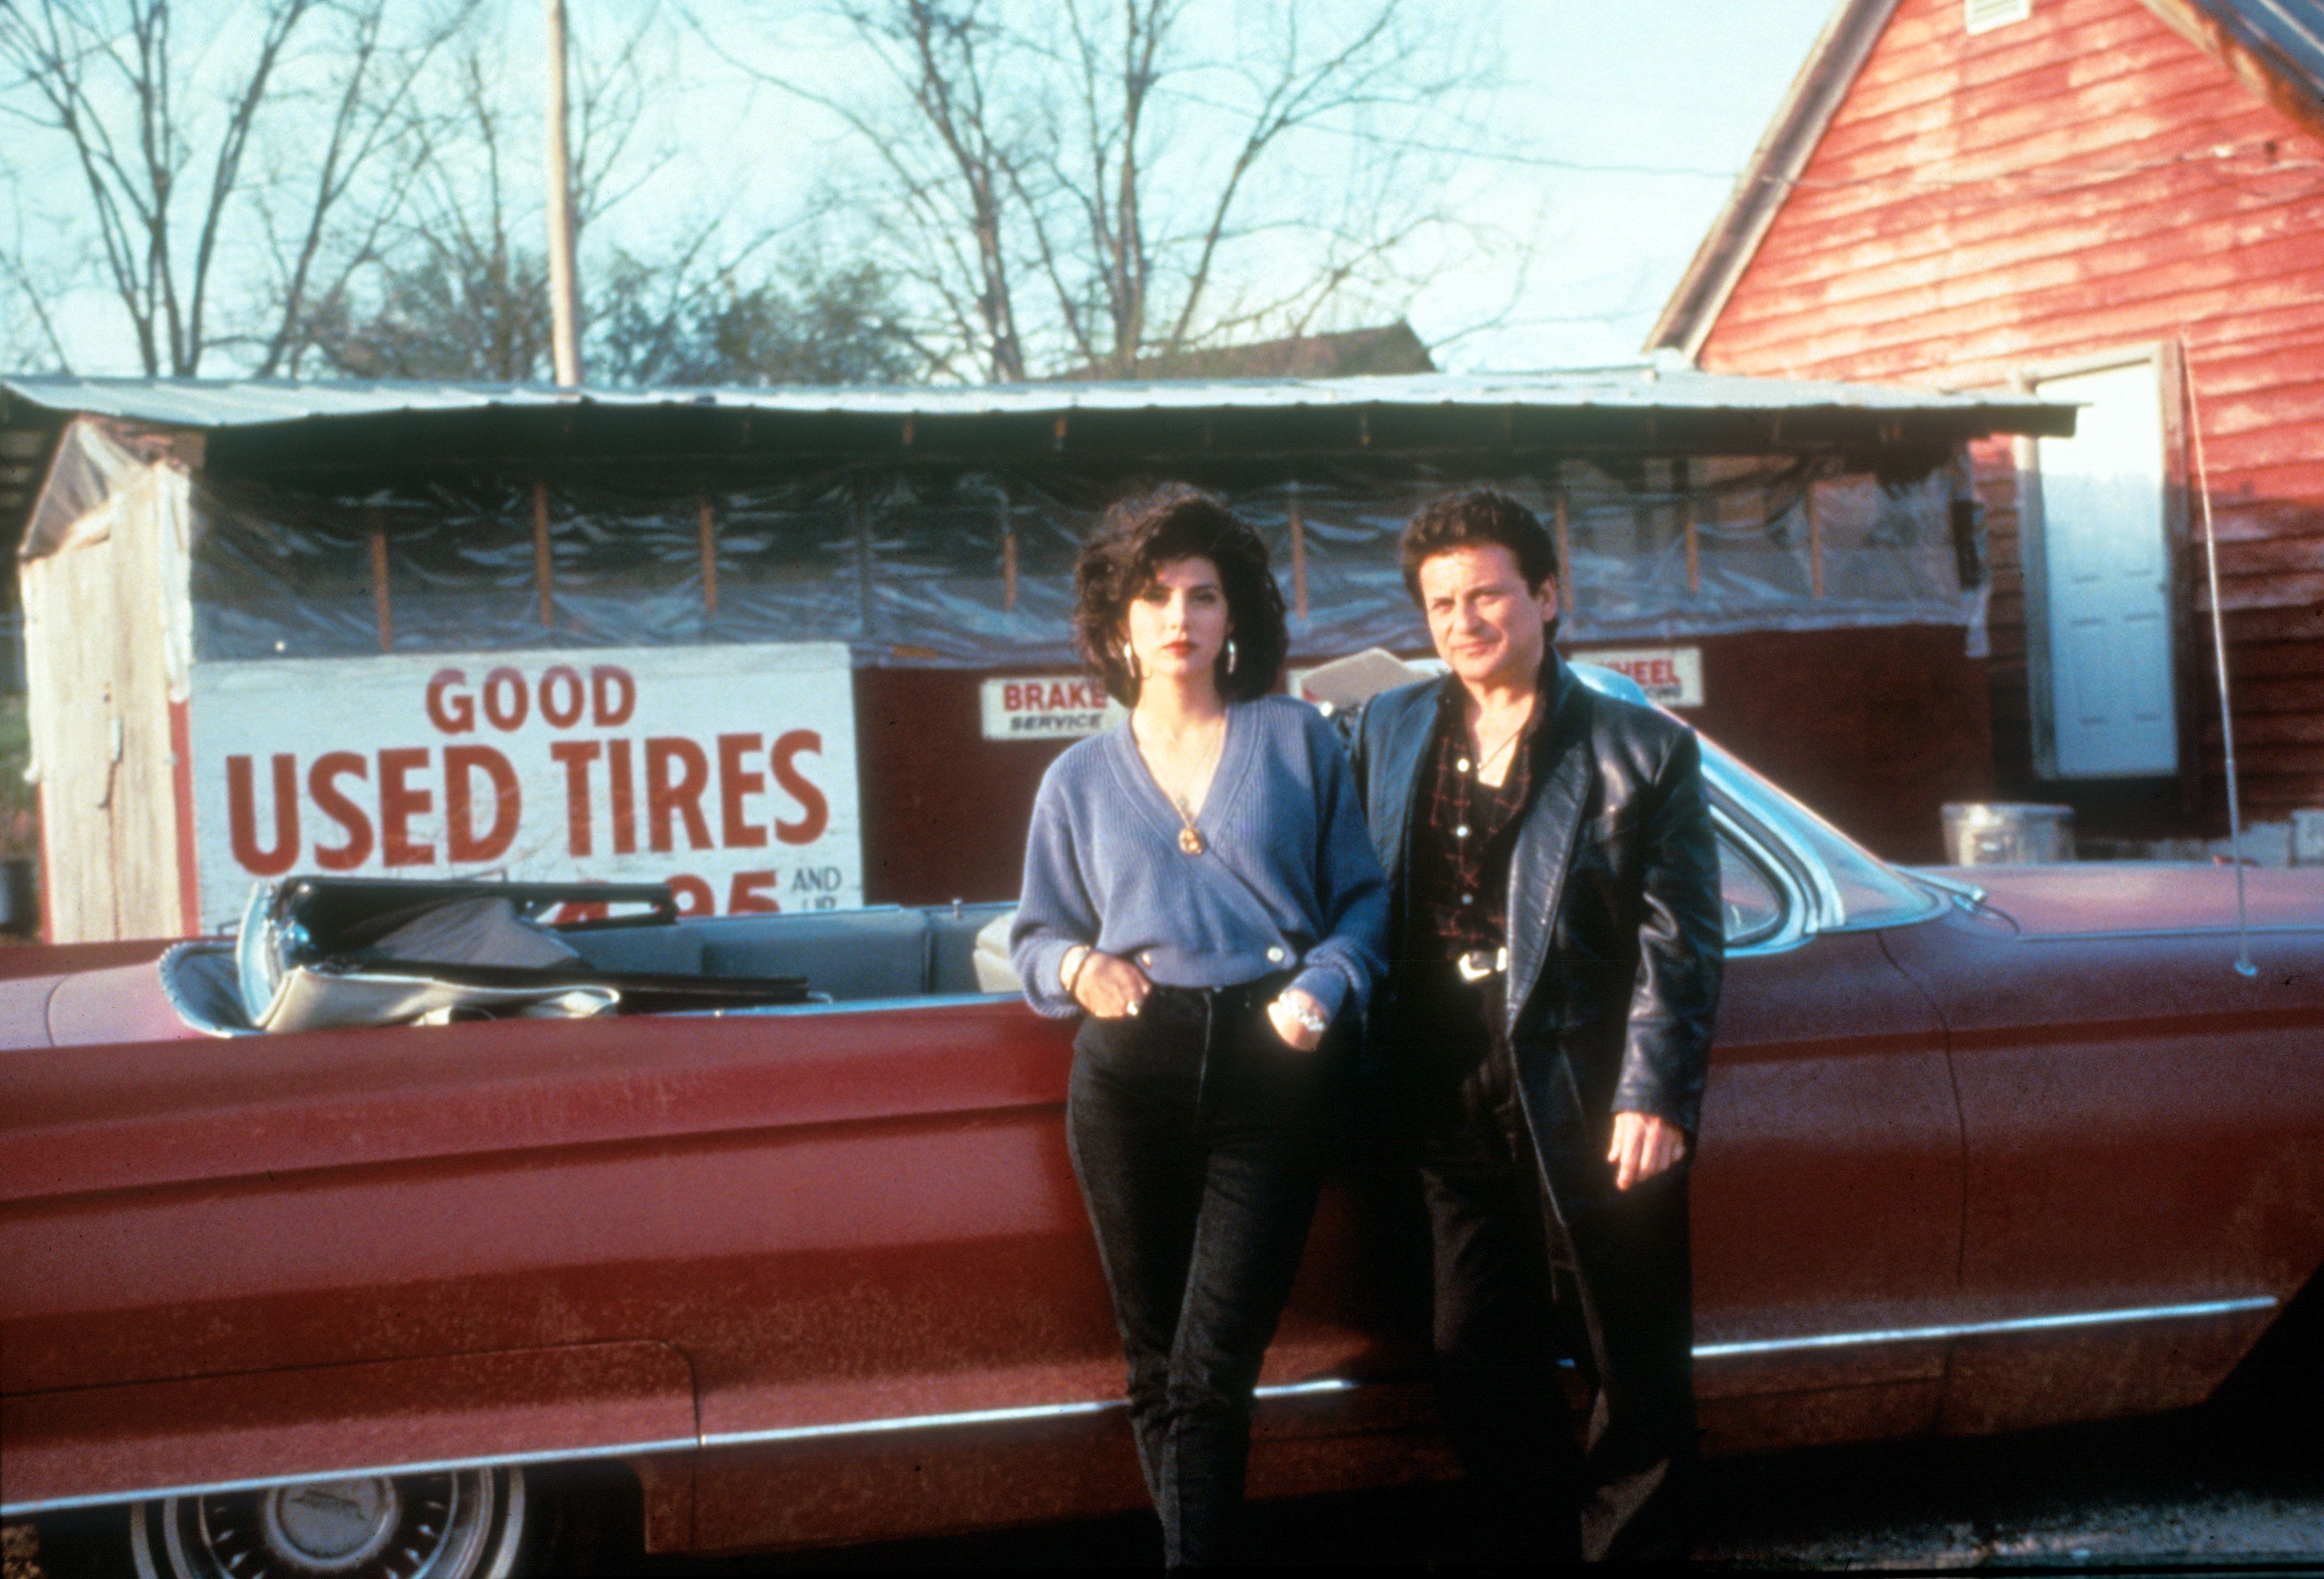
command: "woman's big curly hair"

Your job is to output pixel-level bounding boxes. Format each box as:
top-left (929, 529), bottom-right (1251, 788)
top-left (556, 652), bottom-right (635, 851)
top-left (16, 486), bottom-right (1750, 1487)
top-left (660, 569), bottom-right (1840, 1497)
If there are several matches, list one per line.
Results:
top-left (1072, 486), bottom-right (1287, 707)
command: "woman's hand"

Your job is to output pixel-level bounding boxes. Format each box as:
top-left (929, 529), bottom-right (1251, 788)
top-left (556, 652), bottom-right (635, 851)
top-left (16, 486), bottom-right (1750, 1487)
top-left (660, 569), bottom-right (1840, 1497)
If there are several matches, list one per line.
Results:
top-left (1266, 988), bottom-right (1329, 1051)
top-left (1073, 951), bottom-right (1153, 1019)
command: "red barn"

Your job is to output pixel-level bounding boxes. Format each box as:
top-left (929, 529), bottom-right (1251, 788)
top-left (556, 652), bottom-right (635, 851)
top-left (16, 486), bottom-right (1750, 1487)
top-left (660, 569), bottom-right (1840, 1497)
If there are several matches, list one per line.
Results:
top-left (1652, 0), bottom-right (2324, 852)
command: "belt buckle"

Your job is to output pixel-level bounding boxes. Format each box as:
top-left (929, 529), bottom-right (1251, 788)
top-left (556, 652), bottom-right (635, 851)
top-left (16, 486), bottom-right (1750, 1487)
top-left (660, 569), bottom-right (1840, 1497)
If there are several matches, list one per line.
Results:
top-left (1454, 947), bottom-right (1508, 984)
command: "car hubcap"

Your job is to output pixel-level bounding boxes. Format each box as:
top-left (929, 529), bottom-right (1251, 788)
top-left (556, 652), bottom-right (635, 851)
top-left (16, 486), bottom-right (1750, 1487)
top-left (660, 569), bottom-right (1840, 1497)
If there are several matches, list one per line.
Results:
top-left (133, 1466), bottom-right (523, 1579)
top-left (257, 1477), bottom-right (402, 1572)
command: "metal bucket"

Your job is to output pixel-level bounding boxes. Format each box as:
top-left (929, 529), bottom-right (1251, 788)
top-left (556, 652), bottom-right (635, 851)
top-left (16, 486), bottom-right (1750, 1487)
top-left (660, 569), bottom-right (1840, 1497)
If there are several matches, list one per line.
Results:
top-left (1941, 803), bottom-right (2075, 865)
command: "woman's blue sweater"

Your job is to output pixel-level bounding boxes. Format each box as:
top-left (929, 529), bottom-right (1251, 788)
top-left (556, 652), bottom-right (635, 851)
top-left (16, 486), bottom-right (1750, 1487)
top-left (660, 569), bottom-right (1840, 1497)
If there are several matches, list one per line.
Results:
top-left (1011, 695), bottom-right (1389, 1020)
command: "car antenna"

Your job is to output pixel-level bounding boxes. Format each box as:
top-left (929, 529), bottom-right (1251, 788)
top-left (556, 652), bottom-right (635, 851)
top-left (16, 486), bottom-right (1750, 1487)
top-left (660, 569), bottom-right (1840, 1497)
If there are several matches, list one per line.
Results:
top-left (2185, 358), bottom-right (2256, 979)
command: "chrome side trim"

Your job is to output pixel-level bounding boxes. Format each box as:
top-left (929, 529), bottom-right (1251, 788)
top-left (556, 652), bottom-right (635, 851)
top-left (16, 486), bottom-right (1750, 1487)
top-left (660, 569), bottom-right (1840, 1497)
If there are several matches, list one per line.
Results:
top-left (0, 1380), bottom-right (1360, 1518)
top-left (17, 1298), bottom-right (2268, 1518)
top-left (0, 1435), bottom-right (697, 1518)
top-left (696, 1376), bottom-right (1356, 1450)
top-left (2009, 925), bottom-right (2324, 943)
top-left (1693, 1294), bottom-right (2277, 1360)
top-left (12, 1296), bottom-right (2275, 1519)
top-left (700, 989), bottom-right (1012, 1019)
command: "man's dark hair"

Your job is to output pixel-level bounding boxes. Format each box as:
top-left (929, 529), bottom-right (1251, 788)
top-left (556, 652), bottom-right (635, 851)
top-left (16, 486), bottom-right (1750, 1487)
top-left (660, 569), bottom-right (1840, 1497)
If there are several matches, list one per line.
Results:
top-left (1399, 489), bottom-right (1559, 604)
top-left (1073, 485), bottom-right (1288, 706)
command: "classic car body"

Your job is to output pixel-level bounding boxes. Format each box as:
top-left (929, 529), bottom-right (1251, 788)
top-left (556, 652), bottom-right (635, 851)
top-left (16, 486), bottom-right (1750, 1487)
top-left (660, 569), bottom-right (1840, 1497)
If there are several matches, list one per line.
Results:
top-left (4, 667), bottom-right (2322, 1577)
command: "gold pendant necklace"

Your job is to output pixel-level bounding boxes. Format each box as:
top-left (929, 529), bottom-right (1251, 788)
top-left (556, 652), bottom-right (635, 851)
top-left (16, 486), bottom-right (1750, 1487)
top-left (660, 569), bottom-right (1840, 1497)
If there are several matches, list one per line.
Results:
top-left (1137, 714), bottom-right (1224, 858)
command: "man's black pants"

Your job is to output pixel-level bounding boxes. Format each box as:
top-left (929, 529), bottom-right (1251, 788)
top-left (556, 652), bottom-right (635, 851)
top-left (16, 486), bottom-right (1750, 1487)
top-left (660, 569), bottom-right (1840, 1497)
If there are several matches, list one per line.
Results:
top-left (1401, 980), bottom-right (1695, 1563)
top-left (1067, 977), bottom-right (1334, 1568)
top-left (1406, 982), bottom-right (1588, 1561)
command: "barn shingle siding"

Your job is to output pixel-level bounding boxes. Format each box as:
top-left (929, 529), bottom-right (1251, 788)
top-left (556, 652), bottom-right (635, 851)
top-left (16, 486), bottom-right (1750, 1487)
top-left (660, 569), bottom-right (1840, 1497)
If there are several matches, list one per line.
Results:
top-left (1672, 0), bottom-right (2324, 831)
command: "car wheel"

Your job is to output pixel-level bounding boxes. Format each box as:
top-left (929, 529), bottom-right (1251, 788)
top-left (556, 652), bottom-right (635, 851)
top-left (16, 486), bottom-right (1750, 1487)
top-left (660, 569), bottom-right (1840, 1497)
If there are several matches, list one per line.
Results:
top-left (127, 1466), bottom-right (529, 1579)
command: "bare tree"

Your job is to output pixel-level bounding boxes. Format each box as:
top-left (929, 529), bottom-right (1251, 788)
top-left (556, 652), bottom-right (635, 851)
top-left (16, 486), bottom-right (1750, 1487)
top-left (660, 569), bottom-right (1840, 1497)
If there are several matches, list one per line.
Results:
top-left (0, 166), bottom-right (74, 372)
top-left (300, 10), bottom-right (699, 385)
top-left (250, 0), bottom-right (478, 375)
top-left (715, 0), bottom-right (1470, 381)
top-left (0, 0), bottom-right (474, 376)
top-left (304, 45), bottom-right (549, 380)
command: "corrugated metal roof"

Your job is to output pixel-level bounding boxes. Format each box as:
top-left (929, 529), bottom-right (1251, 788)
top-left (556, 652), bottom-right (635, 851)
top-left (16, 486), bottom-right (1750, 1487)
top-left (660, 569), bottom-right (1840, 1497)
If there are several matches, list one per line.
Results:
top-left (0, 366), bottom-right (2065, 430)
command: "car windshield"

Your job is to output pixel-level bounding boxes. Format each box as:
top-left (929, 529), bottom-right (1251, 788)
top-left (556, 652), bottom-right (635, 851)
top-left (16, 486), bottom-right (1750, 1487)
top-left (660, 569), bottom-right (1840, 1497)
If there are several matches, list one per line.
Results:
top-left (1698, 738), bottom-right (1943, 932)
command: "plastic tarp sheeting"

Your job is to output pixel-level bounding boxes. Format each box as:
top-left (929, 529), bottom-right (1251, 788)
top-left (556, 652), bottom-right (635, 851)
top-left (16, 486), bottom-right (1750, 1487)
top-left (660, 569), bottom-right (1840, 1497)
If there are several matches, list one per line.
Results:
top-left (185, 454), bottom-right (1976, 668)
top-left (18, 417), bottom-right (195, 559)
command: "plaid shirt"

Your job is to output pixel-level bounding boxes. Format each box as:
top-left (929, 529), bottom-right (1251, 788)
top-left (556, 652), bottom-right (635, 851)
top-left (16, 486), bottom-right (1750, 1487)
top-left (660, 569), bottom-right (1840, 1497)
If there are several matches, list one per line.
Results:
top-left (1406, 667), bottom-right (1553, 969)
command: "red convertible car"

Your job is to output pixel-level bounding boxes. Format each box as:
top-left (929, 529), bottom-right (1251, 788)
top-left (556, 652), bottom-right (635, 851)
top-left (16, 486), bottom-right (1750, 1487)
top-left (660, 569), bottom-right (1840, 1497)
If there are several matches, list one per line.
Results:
top-left (4, 666), bottom-right (2321, 1578)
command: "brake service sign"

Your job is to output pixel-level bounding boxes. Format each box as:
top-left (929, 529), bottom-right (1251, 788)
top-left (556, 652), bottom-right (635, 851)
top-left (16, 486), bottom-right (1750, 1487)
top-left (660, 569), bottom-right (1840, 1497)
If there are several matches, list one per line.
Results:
top-left (187, 643), bottom-right (861, 931)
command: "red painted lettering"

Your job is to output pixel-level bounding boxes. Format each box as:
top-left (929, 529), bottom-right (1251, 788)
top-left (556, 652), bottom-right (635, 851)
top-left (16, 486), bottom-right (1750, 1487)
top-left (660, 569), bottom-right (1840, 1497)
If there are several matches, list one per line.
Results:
top-left (666, 874), bottom-right (715, 917)
top-left (482, 667), bottom-right (528, 732)
top-left (717, 731), bottom-right (768, 848)
top-left (771, 729), bottom-right (829, 846)
top-left (607, 738), bottom-right (638, 855)
top-left (226, 753), bottom-right (300, 876)
top-left (444, 745), bottom-right (520, 863)
top-left (592, 665), bottom-right (636, 727)
top-left (308, 752), bottom-right (373, 871)
top-left (539, 665), bottom-right (586, 729)
top-left (727, 869), bottom-right (780, 914)
top-left (646, 736), bottom-right (713, 853)
top-left (1004, 683), bottom-right (1024, 709)
top-left (378, 747), bottom-right (436, 867)
top-left (549, 739), bottom-right (600, 856)
top-left (425, 669), bottom-right (473, 734)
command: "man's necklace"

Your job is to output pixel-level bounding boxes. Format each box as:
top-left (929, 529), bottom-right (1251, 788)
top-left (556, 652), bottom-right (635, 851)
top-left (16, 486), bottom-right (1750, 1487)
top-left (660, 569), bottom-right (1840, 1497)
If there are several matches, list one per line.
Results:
top-left (1135, 716), bottom-right (1227, 856)
top-left (1468, 701), bottom-right (1534, 783)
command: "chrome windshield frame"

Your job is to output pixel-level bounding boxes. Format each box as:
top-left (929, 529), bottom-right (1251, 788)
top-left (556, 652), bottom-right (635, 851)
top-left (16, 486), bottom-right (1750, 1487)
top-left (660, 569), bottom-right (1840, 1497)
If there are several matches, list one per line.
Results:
top-left (1568, 662), bottom-right (1948, 954)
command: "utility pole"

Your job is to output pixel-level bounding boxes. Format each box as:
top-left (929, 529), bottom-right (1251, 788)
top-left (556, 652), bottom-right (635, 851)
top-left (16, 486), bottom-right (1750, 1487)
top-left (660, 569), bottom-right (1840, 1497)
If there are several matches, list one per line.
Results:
top-left (544, 0), bottom-right (582, 386)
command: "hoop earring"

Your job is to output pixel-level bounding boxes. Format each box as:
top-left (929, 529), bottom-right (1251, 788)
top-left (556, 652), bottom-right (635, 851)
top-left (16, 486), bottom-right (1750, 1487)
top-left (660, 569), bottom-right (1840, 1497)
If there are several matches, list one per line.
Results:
top-left (1225, 638), bottom-right (1238, 675)
top-left (1122, 644), bottom-right (1140, 681)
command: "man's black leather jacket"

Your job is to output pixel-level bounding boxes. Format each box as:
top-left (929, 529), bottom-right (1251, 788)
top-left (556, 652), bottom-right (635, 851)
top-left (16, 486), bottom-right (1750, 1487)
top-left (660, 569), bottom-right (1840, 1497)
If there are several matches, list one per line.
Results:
top-left (1348, 653), bottom-right (1724, 1151)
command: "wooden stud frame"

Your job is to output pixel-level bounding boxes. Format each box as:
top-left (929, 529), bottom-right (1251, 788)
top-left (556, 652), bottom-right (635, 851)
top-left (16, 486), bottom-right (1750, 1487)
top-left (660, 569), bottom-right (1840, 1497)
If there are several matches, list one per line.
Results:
top-left (1553, 493), bottom-right (1575, 618)
top-left (531, 482), bottom-right (555, 627)
top-left (999, 492), bottom-right (1018, 613)
top-left (697, 496), bottom-right (720, 619)
top-left (365, 509), bottom-right (393, 651)
top-left (1288, 483), bottom-right (1309, 620)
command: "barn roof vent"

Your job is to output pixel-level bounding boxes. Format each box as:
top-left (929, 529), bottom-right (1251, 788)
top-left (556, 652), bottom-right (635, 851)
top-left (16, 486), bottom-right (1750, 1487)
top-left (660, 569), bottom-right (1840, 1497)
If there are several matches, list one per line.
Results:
top-left (1965, 0), bottom-right (2032, 32)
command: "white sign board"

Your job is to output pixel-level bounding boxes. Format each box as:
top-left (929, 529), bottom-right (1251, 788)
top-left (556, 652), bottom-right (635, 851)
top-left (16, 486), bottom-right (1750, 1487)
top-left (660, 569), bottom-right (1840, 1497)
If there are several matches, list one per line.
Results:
top-left (1568, 646), bottom-right (1704, 708)
top-left (980, 675), bottom-right (1124, 741)
top-left (188, 643), bottom-right (861, 931)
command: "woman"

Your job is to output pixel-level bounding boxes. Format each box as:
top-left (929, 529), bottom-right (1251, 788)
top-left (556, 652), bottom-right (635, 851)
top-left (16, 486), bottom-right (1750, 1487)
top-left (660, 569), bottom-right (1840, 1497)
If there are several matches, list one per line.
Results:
top-left (1012, 486), bottom-right (1388, 1567)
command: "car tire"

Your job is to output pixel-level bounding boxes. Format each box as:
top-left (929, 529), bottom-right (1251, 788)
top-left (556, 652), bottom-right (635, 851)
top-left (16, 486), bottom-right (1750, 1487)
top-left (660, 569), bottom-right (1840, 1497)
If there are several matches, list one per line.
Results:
top-left (126, 1465), bottom-right (531, 1579)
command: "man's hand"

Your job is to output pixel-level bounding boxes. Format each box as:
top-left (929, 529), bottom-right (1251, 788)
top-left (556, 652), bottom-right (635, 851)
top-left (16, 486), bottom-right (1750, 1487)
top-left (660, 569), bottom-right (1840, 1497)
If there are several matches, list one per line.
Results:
top-left (1072, 951), bottom-right (1152, 1019)
top-left (1607, 1111), bottom-right (1687, 1191)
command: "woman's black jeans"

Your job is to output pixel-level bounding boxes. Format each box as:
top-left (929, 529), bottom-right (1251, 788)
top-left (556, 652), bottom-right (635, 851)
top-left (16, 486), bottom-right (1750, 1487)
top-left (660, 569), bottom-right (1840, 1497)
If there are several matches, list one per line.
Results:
top-left (1068, 975), bottom-right (1338, 1568)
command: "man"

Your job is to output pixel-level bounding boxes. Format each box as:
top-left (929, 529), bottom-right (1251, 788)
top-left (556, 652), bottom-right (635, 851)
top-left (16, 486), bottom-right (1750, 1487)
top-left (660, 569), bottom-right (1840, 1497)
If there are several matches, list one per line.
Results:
top-left (1348, 489), bottom-right (1722, 1561)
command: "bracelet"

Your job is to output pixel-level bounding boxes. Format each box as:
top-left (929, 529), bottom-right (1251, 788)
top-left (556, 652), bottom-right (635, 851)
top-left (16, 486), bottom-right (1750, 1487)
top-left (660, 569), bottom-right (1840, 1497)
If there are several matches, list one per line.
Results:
top-left (1061, 946), bottom-right (1094, 996)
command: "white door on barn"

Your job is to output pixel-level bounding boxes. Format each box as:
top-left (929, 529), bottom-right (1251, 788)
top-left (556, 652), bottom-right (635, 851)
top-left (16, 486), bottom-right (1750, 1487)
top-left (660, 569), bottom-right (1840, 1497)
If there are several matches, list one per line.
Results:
top-left (2031, 359), bottom-right (2177, 778)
